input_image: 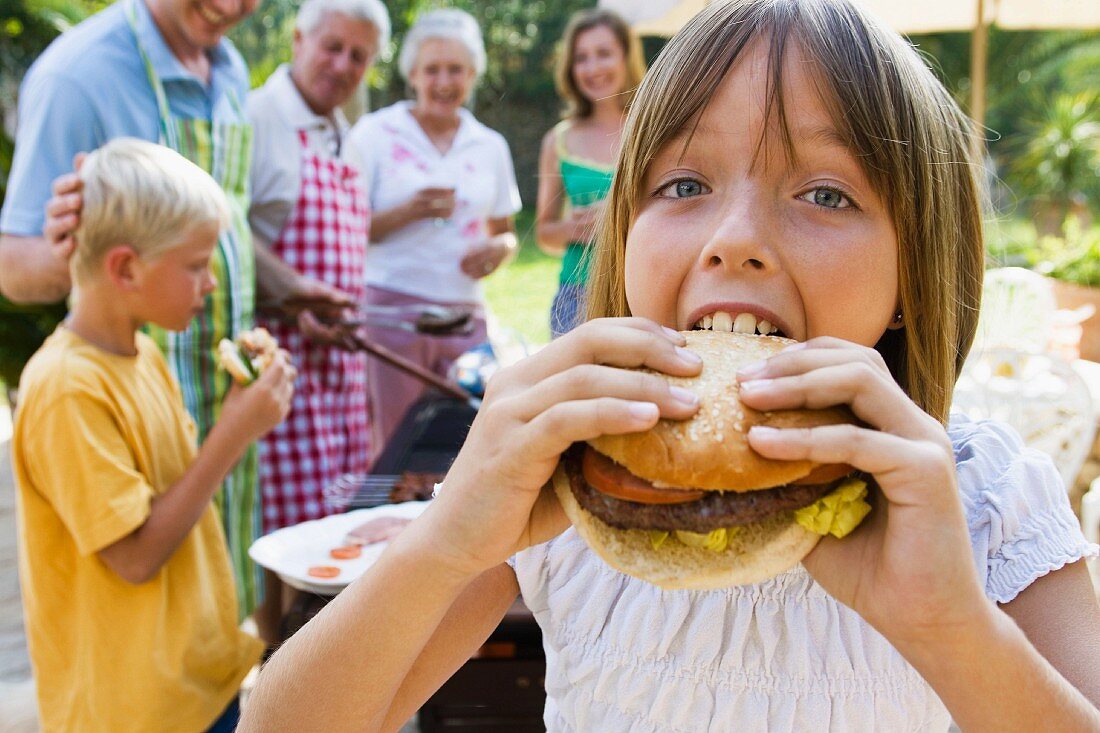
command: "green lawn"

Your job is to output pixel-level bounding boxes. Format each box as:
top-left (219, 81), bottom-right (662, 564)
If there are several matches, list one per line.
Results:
top-left (483, 209), bottom-right (560, 349)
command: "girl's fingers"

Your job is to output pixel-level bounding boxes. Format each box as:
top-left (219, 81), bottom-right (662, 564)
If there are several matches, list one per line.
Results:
top-left (747, 423), bottom-right (956, 506)
top-left (738, 361), bottom-right (935, 439)
top-left (518, 397), bottom-right (662, 459)
top-left (509, 363), bottom-right (701, 423)
top-left (738, 339), bottom-right (886, 381)
top-left (503, 318), bottom-right (697, 388)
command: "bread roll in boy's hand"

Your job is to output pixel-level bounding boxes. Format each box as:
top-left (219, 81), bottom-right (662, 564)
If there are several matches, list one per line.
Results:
top-left (217, 328), bottom-right (283, 385)
top-left (217, 330), bottom-right (296, 442)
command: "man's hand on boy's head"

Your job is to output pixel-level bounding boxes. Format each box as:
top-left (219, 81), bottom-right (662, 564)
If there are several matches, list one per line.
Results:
top-left (44, 153), bottom-right (86, 262)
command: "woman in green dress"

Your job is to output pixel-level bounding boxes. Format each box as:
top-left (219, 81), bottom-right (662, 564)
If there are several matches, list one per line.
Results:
top-left (535, 9), bottom-right (645, 338)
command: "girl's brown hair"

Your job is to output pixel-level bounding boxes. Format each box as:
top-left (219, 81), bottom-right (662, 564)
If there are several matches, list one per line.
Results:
top-left (586, 0), bottom-right (985, 424)
top-left (555, 9), bottom-right (647, 119)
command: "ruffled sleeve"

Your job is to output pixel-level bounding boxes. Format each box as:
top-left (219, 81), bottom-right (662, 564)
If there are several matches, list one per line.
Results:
top-left (950, 414), bottom-right (1099, 604)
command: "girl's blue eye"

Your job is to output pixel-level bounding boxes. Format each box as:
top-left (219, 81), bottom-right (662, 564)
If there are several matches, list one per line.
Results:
top-left (658, 179), bottom-right (708, 198)
top-left (802, 186), bottom-right (853, 210)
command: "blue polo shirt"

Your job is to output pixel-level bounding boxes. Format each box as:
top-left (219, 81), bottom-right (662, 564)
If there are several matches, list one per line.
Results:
top-left (0, 0), bottom-right (250, 236)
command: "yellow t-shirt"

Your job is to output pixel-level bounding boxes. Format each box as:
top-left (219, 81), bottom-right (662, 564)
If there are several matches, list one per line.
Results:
top-left (12, 327), bottom-right (263, 733)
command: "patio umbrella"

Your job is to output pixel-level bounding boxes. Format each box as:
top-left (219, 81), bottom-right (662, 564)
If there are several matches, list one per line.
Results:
top-left (599, 0), bottom-right (1100, 136)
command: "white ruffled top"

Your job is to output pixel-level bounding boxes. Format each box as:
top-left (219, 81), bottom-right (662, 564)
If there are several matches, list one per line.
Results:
top-left (511, 415), bottom-right (1098, 732)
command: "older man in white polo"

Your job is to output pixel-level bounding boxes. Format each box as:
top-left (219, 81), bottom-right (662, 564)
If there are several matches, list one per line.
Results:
top-left (246, 0), bottom-right (389, 643)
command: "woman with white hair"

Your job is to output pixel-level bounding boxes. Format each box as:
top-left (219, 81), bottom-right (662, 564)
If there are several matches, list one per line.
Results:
top-left (348, 8), bottom-right (522, 453)
top-left (246, 0), bottom-right (390, 644)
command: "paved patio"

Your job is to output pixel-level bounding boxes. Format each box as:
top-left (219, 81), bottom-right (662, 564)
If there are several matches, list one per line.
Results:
top-left (0, 405), bottom-right (38, 733)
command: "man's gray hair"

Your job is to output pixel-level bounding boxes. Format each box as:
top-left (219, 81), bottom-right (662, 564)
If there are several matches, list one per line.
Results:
top-left (296, 0), bottom-right (391, 51)
top-left (398, 8), bottom-right (486, 80)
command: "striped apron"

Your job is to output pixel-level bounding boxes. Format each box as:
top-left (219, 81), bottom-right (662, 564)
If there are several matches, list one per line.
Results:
top-left (127, 1), bottom-right (260, 618)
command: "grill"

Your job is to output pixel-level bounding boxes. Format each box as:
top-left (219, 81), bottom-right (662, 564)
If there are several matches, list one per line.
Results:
top-left (376, 396), bottom-right (546, 732)
top-left (282, 394), bottom-right (548, 731)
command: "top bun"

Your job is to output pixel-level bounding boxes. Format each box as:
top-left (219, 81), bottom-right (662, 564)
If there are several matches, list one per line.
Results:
top-left (587, 331), bottom-right (855, 492)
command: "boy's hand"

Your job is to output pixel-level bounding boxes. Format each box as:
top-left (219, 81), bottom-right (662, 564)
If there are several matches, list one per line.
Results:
top-left (221, 352), bottom-right (296, 441)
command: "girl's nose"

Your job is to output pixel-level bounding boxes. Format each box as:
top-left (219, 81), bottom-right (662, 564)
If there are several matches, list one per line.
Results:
top-left (699, 196), bottom-right (777, 274)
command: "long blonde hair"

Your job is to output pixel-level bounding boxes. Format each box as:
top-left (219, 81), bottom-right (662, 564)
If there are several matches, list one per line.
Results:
top-left (586, 0), bottom-right (984, 424)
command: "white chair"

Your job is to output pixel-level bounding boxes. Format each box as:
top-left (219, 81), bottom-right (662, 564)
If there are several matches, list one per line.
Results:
top-left (953, 349), bottom-right (1097, 490)
top-left (953, 268), bottom-right (1098, 491)
top-left (972, 267), bottom-right (1058, 354)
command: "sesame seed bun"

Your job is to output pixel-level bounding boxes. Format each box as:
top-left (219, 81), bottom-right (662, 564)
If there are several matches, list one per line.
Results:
top-left (588, 331), bottom-right (855, 492)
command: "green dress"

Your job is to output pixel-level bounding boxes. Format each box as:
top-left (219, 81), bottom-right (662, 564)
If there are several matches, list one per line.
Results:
top-left (550, 120), bottom-right (615, 337)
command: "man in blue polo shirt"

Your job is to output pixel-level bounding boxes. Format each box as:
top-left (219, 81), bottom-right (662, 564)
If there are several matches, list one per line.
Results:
top-left (0, 0), bottom-right (257, 304)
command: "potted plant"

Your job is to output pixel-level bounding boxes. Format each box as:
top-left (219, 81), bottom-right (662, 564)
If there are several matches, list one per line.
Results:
top-left (1009, 92), bottom-right (1100, 237)
top-left (1031, 219), bottom-right (1100, 362)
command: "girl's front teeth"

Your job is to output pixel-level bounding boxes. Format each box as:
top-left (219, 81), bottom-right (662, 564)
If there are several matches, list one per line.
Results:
top-left (693, 311), bottom-right (779, 336)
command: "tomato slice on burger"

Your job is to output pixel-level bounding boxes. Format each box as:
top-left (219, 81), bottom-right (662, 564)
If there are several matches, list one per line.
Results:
top-left (582, 447), bottom-right (706, 505)
top-left (790, 463), bottom-right (855, 486)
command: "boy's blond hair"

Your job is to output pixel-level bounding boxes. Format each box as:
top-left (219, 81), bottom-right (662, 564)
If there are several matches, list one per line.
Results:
top-left (586, 0), bottom-right (985, 425)
top-left (71, 138), bottom-right (230, 282)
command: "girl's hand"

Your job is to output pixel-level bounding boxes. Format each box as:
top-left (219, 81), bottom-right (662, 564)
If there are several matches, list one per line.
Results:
top-left (419, 318), bottom-right (704, 578)
top-left (570, 202), bottom-right (605, 243)
top-left (736, 337), bottom-right (987, 646)
top-left (459, 232), bottom-right (516, 279)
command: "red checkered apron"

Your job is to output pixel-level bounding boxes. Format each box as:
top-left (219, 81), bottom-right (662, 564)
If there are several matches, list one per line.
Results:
top-left (258, 129), bottom-right (372, 532)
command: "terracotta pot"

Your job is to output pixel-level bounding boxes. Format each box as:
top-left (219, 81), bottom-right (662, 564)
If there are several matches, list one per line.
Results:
top-left (1049, 277), bottom-right (1100, 363)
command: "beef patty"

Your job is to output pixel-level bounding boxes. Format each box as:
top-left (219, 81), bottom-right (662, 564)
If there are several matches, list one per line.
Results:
top-left (564, 445), bottom-right (837, 533)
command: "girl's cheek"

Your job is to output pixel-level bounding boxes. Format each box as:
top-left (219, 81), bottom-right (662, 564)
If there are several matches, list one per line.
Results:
top-left (624, 232), bottom-right (684, 322)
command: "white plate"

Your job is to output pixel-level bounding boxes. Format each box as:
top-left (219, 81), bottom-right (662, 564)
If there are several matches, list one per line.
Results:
top-left (248, 501), bottom-right (430, 595)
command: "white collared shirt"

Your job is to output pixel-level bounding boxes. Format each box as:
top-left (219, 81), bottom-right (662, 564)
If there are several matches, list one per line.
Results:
top-left (347, 100), bottom-right (522, 303)
top-left (246, 64), bottom-right (366, 246)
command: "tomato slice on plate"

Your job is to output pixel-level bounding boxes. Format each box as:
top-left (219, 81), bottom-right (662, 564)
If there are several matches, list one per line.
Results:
top-left (329, 545), bottom-right (362, 560)
top-left (307, 565), bottom-right (341, 579)
top-left (581, 448), bottom-right (706, 504)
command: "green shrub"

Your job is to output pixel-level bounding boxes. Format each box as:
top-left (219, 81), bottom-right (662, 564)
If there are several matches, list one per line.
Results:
top-left (1030, 218), bottom-right (1100, 288)
top-left (986, 217), bottom-right (1100, 289)
top-left (0, 297), bottom-right (66, 388)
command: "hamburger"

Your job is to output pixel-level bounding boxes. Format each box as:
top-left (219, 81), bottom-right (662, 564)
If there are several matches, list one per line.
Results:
top-left (217, 327), bottom-right (281, 385)
top-left (553, 330), bottom-right (871, 590)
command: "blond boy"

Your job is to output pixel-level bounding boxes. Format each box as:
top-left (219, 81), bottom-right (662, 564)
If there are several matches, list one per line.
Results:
top-left (12, 138), bottom-right (294, 732)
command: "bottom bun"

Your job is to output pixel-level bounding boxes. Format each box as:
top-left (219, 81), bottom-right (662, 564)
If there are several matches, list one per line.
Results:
top-left (553, 466), bottom-right (821, 590)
